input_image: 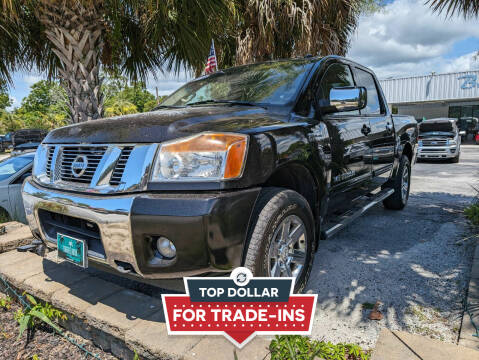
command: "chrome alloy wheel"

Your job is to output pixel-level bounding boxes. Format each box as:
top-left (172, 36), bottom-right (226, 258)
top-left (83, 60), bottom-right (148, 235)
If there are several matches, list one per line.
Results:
top-left (401, 165), bottom-right (409, 202)
top-left (267, 214), bottom-right (307, 279)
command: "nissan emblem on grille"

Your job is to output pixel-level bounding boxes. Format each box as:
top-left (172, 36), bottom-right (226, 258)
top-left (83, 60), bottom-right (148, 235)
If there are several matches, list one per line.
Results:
top-left (71, 155), bottom-right (88, 178)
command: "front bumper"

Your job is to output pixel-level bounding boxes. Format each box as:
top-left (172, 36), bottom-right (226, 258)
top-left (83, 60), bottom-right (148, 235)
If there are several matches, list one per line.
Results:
top-left (417, 145), bottom-right (459, 159)
top-left (22, 179), bottom-right (260, 279)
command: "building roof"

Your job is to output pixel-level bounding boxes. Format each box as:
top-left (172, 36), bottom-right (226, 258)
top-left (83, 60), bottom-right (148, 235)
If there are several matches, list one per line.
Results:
top-left (379, 69), bottom-right (479, 105)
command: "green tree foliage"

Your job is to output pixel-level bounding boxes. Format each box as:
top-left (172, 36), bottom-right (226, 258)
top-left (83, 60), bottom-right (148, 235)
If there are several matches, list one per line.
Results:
top-left (0, 92), bottom-right (12, 110)
top-left (103, 74), bottom-right (155, 116)
top-left (0, 0), bottom-right (230, 122)
top-left (12, 80), bottom-right (69, 130)
top-left (0, 76), bottom-right (159, 133)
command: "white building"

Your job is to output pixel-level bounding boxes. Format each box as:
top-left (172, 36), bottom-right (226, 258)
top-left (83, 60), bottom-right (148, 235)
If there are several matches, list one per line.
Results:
top-left (379, 70), bottom-right (479, 121)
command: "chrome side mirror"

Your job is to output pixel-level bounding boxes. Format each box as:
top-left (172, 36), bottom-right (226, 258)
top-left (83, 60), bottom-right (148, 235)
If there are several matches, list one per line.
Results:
top-left (322, 86), bottom-right (367, 114)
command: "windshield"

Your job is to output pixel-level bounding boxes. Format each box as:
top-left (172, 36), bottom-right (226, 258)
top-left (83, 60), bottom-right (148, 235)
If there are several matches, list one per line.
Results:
top-left (161, 59), bottom-right (316, 107)
top-left (0, 156), bottom-right (33, 181)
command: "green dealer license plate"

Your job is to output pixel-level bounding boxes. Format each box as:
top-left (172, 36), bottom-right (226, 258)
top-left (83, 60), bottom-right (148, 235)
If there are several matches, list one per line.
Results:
top-left (57, 233), bottom-right (88, 268)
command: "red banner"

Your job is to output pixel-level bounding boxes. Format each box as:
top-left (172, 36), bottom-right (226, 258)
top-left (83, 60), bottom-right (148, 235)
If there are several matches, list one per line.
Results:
top-left (162, 268), bottom-right (317, 348)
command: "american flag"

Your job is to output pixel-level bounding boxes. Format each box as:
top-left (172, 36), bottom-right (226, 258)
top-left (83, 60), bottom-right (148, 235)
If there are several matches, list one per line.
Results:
top-left (204, 39), bottom-right (217, 74)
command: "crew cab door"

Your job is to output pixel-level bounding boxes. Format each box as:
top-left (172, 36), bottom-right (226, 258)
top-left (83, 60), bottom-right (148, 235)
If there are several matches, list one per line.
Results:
top-left (352, 66), bottom-right (395, 186)
top-left (316, 62), bottom-right (372, 200)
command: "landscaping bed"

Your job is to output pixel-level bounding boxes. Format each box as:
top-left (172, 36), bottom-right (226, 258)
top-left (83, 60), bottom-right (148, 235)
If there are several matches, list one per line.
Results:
top-left (0, 295), bottom-right (118, 360)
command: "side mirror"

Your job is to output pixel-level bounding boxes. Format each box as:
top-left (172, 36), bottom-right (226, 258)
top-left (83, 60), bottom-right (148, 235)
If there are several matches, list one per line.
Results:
top-left (459, 130), bottom-right (466, 136)
top-left (321, 86), bottom-right (367, 114)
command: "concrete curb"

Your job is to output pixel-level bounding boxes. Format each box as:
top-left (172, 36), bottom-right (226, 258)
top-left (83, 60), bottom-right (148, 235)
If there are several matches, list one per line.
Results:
top-left (0, 250), bottom-right (271, 360)
top-left (459, 240), bottom-right (479, 351)
top-left (372, 328), bottom-right (479, 360)
top-left (0, 222), bottom-right (33, 253)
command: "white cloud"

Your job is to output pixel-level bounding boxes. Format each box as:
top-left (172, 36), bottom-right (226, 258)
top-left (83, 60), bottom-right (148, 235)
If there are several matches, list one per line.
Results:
top-left (23, 75), bottom-right (44, 86)
top-left (348, 0), bottom-right (479, 78)
top-left (146, 69), bottom-right (191, 96)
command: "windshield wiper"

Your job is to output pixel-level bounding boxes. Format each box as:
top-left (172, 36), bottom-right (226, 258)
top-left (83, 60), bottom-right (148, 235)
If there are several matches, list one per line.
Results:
top-left (186, 99), bottom-right (266, 108)
top-left (151, 104), bottom-right (185, 111)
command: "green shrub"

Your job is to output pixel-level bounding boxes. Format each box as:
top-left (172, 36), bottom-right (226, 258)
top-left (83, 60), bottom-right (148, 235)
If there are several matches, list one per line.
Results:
top-left (465, 203), bottom-right (479, 226)
top-left (269, 335), bottom-right (369, 360)
top-left (15, 293), bottom-right (67, 339)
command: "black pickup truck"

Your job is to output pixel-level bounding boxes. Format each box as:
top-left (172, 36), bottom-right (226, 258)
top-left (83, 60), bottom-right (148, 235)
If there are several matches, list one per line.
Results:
top-left (23, 56), bottom-right (417, 292)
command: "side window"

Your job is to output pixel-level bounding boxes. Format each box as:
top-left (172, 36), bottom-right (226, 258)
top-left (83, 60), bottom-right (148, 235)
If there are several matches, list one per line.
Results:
top-left (354, 68), bottom-right (382, 115)
top-left (318, 63), bottom-right (357, 115)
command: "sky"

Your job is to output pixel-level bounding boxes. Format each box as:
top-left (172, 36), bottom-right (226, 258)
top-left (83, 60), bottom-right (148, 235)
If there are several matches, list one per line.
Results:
top-left (6, 0), bottom-right (479, 108)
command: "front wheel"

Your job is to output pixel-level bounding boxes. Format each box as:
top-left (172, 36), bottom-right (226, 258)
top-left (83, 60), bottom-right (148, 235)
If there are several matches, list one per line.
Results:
top-left (451, 153), bottom-right (460, 163)
top-left (243, 188), bottom-right (314, 293)
top-left (383, 155), bottom-right (411, 210)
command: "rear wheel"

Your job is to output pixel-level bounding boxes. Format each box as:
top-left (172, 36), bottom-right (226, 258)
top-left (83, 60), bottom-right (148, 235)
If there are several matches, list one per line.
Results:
top-left (243, 188), bottom-right (314, 293)
top-left (383, 155), bottom-right (411, 210)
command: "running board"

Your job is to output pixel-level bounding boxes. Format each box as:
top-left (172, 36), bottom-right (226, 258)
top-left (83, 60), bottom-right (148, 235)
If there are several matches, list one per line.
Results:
top-left (321, 188), bottom-right (394, 240)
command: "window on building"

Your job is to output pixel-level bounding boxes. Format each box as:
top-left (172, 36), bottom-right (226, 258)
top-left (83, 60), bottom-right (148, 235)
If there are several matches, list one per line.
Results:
top-left (448, 105), bottom-right (479, 120)
top-left (448, 106), bottom-right (461, 119)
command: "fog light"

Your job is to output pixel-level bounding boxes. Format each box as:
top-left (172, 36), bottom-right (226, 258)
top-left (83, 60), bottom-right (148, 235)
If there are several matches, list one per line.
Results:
top-left (156, 237), bottom-right (176, 258)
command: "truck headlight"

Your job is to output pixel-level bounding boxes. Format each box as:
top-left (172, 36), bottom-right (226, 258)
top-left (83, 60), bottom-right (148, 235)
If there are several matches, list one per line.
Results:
top-left (448, 139), bottom-right (457, 145)
top-left (151, 133), bottom-right (248, 182)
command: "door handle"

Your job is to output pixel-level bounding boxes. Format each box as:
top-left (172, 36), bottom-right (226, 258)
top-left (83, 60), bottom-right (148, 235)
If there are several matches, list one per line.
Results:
top-left (361, 124), bottom-right (371, 136)
top-left (386, 122), bottom-right (393, 134)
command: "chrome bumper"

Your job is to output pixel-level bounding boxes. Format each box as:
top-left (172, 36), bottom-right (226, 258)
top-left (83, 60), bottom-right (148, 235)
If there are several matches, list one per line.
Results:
top-left (417, 146), bottom-right (458, 159)
top-left (22, 179), bottom-right (222, 279)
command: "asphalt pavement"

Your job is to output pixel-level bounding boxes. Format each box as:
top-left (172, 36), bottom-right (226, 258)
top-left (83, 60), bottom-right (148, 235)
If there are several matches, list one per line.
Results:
top-left (307, 144), bottom-right (478, 348)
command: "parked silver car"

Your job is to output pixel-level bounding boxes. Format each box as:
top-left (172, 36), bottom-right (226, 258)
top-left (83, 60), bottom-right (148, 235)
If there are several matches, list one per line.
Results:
top-left (0, 153), bottom-right (34, 223)
top-left (417, 118), bottom-right (461, 162)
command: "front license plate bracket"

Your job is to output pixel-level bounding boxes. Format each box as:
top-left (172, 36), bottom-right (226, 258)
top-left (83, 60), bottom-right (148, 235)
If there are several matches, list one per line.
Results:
top-left (57, 233), bottom-right (88, 268)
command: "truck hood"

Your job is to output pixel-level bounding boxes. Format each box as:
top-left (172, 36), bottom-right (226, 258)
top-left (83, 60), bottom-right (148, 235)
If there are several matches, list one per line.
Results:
top-left (44, 106), bottom-right (288, 144)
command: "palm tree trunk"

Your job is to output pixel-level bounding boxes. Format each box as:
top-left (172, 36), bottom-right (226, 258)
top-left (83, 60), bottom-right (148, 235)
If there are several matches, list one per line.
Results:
top-left (38, 1), bottom-right (104, 123)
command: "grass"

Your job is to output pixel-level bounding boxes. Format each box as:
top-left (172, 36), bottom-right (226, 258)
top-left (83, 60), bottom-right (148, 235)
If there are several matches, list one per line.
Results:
top-left (0, 296), bottom-right (12, 311)
top-left (465, 186), bottom-right (479, 226)
top-left (269, 335), bottom-right (369, 360)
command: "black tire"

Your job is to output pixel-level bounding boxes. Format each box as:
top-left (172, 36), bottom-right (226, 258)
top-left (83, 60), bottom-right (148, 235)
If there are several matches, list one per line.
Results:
top-left (243, 187), bottom-right (314, 293)
top-left (383, 155), bottom-right (411, 210)
top-left (451, 153), bottom-right (460, 163)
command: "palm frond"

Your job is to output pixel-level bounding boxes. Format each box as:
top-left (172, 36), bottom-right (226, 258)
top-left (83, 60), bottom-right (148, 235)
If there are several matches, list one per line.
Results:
top-left (427, 0), bottom-right (479, 18)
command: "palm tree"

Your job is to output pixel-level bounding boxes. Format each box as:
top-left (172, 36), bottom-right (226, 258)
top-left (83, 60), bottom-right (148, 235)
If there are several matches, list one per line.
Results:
top-left (427, 0), bottom-right (479, 17)
top-left (0, 0), bottom-right (230, 123)
top-left (1, 0), bottom-right (373, 124)
top-left (215, 0), bottom-right (366, 67)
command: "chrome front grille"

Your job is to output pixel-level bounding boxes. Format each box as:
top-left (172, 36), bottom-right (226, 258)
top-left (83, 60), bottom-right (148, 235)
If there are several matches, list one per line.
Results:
top-left (422, 139), bottom-right (447, 146)
top-left (35, 143), bottom-right (158, 194)
top-left (60, 146), bottom-right (107, 183)
top-left (46, 147), bottom-right (54, 177)
top-left (110, 146), bottom-right (133, 185)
